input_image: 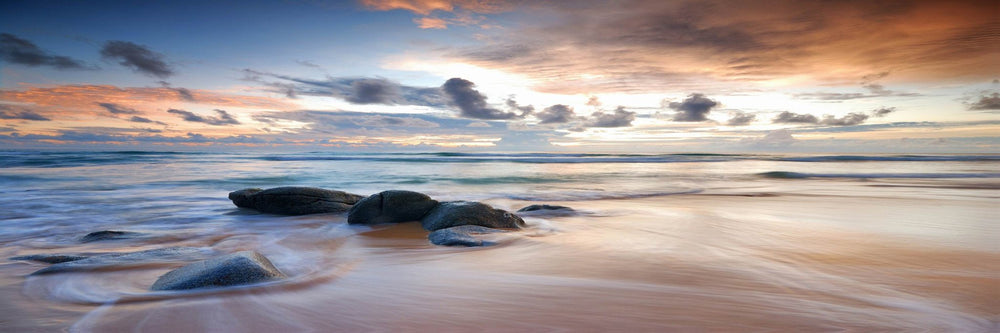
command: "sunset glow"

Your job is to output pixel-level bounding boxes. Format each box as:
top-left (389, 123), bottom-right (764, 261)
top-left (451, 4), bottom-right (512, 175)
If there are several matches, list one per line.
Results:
top-left (1, 0), bottom-right (997, 152)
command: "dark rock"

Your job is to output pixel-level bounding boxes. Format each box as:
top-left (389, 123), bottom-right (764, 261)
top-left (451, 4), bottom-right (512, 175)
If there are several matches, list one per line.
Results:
top-left (228, 188), bottom-right (262, 208)
top-left (31, 247), bottom-right (212, 275)
top-left (228, 187), bottom-right (365, 215)
top-left (80, 230), bottom-right (146, 243)
top-left (516, 204), bottom-right (576, 217)
top-left (150, 251), bottom-right (286, 291)
top-left (347, 190), bottom-right (439, 225)
top-left (518, 204), bottom-right (573, 212)
top-left (11, 254), bottom-right (88, 264)
top-left (420, 201), bottom-right (525, 231)
top-left (428, 225), bottom-right (508, 247)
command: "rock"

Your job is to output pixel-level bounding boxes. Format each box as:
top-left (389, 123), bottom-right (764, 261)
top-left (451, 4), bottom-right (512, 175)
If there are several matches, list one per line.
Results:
top-left (347, 190), bottom-right (439, 225)
top-left (516, 204), bottom-right (576, 217)
top-left (150, 251), bottom-right (286, 291)
top-left (80, 230), bottom-right (145, 243)
top-left (228, 188), bottom-right (262, 208)
top-left (228, 187), bottom-right (365, 215)
top-left (420, 201), bottom-right (525, 231)
top-left (518, 204), bottom-right (573, 212)
top-left (428, 225), bottom-right (508, 247)
top-left (30, 247), bottom-right (212, 275)
top-left (11, 254), bottom-right (88, 264)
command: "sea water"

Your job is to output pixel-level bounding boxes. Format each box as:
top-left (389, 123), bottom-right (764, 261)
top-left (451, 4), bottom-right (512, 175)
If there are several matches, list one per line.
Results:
top-left (1, 151), bottom-right (997, 331)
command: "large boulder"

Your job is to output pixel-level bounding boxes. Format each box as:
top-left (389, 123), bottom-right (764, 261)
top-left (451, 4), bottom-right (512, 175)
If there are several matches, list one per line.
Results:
top-left (420, 201), bottom-right (525, 231)
top-left (228, 187), bottom-right (365, 215)
top-left (151, 251), bottom-right (286, 291)
top-left (347, 190), bottom-right (439, 225)
top-left (428, 225), bottom-right (509, 247)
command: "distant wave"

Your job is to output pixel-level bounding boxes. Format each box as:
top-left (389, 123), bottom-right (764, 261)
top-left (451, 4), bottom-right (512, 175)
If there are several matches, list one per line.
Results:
top-left (2, 150), bottom-right (999, 168)
top-left (775, 155), bottom-right (1000, 162)
top-left (758, 171), bottom-right (1000, 179)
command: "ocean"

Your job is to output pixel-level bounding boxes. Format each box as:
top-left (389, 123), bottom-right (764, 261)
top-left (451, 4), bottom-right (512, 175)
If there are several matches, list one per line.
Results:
top-left (1, 151), bottom-right (997, 331)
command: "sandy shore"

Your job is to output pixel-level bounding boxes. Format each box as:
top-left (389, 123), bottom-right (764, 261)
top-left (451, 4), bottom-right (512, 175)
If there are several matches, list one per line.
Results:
top-left (3, 192), bottom-right (997, 331)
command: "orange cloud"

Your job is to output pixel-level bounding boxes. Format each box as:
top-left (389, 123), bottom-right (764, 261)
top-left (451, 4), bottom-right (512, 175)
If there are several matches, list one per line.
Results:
top-left (361, 0), bottom-right (509, 15)
top-left (446, 0), bottom-right (997, 94)
top-left (415, 17), bottom-right (448, 29)
top-left (0, 84), bottom-right (295, 110)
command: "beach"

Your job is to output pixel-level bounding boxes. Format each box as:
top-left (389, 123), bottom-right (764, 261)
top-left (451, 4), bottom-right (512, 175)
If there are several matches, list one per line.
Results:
top-left (1, 151), bottom-right (997, 331)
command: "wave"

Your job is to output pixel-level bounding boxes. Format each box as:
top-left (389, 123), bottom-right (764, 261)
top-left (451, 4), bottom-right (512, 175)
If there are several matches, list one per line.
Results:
top-left (3, 150), bottom-right (999, 168)
top-left (758, 171), bottom-right (1000, 179)
top-left (775, 155), bottom-right (1000, 162)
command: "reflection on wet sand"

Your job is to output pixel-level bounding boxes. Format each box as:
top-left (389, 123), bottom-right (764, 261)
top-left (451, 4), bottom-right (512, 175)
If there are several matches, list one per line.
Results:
top-left (5, 194), bottom-right (993, 332)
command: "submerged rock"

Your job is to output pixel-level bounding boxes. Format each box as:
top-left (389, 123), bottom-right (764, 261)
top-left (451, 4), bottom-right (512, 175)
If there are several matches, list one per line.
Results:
top-left (228, 187), bottom-right (365, 215)
top-left (11, 254), bottom-right (88, 264)
top-left (80, 230), bottom-right (145, 243)
top-left (420, 201), bottom-right (525, 231)
top-left (30, 247), bottom-right (211, 275)
top-left (150, 251), bottom-right (286, 291)
top-left (428, 225), bottom-right (509, 247)
top-left (516, 204), bottom-right (576, 216)
top-left (347, 190), bottom-right (439, 225)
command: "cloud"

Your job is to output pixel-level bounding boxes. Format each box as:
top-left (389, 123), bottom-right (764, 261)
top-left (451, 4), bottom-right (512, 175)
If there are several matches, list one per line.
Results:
top-left (360, 0), bottom-right (510, 15)
top-left (587, 106), bottom-right (635, 128)
top-left (242, 69), bottom-right (444, 106)
top-left (0, 33), bottom-right (88, 70)
top-left (157, 81), bottom-right (196, 101)
top-left (668, 93), bottom-right (719, 122)
top-left (167, 109), bottom-right (240, 125)
top-left (819, 112), bottom-right (869, 126)
top-left (466, 121), bottom-right (491, 128)
top-left (504, 97), bottom-right (534, 116)
top-left (534, 104), bottom-right (576, 124)
top-left (726, 111), bottom-right (756, 126)
top-left (128, 116), bottom-right (166, 125)
top-left (100, 41), bottom-right (174, 78)
top-left (97, 102), bottom-right (141, 115)
top-left (345, 78), bottom-right (403, 104)
top-left (0, 105), bottom-right (50, 121)
top-left (968, 93), bottom-right (1000, 111)
top-left (442, 77), bottom-right (521, 119)
top-left (446, 1), bottom-right (995, 94)
top-left (415, 17), bottom-right (449, 29)
top-left (0, 85), bottom-right (294, 110)
top-left (872, 107), bottom-right (896, 117)
top-left (795, 72), bottom-right (921, 101)
top-left (772, 111), bottom-right (871, 126)
top-left (772, 111), bottom-right (819, 124)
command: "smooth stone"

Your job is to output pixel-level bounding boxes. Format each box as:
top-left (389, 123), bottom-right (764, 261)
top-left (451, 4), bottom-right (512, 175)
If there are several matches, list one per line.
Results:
top-left (11, 254), bottom-right (89, 264)
top-left (228, 187), bottom-right (365, 215)
top-left (150, 251), bottom-right (286, 291)
top-left (347, 190), bottom-right (439, 225)
top-left (30, 247), bottom-right (212, 275)
top-left (428, 225), bottom-right (508, 247)
top-left (420, 201), bottom-right (525, 231)
top-left (516, 204), bottom-right (577, 217)
top-left (80, 230), bottom-right (145, 243)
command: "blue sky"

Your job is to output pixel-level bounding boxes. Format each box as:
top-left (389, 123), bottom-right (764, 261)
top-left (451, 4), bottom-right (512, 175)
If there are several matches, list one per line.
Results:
top-left (1, 0), bottom-right (997, 152)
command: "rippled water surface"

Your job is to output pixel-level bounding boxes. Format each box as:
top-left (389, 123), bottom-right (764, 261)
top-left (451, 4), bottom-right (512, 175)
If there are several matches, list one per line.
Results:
top-left (1, 151), bottom-right (997, 331)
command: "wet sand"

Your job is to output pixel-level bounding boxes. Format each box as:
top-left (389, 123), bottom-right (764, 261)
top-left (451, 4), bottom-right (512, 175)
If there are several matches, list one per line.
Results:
top-left (3, 193), bottom-right (997, 331)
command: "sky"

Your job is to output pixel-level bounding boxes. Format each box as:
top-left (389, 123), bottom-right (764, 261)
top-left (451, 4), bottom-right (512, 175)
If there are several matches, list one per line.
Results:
top-left (0, 0), bottom-right (997, 153)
